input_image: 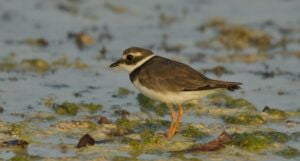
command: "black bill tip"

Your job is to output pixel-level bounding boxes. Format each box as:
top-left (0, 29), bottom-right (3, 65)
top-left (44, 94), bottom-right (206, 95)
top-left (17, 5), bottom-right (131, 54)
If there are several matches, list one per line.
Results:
top-left (109, 60), bottom-right (120, 68)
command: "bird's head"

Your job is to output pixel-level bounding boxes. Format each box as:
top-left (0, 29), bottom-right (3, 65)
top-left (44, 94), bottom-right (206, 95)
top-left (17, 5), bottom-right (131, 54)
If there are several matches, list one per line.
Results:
top-left (110, 47), bottom-right (154, 72)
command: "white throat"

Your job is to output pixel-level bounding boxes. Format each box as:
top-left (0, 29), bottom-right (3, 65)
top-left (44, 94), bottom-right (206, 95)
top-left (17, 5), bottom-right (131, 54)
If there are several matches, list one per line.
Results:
top-left (119, 55), bottom-right (155, 72)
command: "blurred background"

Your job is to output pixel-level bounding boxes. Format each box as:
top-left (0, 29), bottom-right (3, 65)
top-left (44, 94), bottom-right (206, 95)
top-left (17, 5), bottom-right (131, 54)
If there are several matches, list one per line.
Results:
top-left (0, 0), bottom-right (300, 160)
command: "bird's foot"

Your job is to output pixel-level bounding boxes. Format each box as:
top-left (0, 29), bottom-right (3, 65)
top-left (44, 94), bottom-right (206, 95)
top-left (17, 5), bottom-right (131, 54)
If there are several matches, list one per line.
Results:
top-left (165, 130), bottom-right (177, 140)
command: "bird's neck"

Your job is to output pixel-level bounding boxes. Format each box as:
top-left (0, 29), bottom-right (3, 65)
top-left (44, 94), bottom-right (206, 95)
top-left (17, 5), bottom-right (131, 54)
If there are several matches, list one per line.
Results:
top-left (129, 55), bottom-right (156, 82)
top-left (121, 55), bottom-right (155, 72)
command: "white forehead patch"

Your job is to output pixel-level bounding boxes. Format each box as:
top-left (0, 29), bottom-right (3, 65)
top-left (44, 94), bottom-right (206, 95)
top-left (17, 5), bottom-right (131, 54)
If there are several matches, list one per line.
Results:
top-left (122, 52), bottom-right (143, 59)
top-left (133, 52), bottom-right (143, 56)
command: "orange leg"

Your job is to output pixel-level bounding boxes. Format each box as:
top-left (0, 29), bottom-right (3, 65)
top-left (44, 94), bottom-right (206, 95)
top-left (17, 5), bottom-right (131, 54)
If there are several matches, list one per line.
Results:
top-left (169, 104), bottom-right (184, 139)
top-left (166, 103), bottom-right (176, 139)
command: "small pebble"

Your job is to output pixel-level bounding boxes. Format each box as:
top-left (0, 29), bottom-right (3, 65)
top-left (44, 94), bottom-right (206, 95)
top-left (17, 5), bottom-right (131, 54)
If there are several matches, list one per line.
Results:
top-left (77, 134), bottom-right (95, 148)
top-left (98, 116), bottom-right (111, 124)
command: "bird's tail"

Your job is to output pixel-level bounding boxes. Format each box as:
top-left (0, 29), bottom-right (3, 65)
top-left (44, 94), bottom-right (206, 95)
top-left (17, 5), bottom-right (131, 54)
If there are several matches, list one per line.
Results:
top-left (208, 80), bottom-right (242, 91)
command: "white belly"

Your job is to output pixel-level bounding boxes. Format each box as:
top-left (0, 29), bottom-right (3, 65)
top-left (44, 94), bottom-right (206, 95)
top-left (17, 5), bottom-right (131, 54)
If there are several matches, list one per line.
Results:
top-left (133, 80), bottom-right (215, 104)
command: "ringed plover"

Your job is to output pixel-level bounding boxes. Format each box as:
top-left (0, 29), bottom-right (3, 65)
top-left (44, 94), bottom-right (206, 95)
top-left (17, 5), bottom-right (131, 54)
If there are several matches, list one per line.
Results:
top-left (110, 47), bottom-right (242, 139)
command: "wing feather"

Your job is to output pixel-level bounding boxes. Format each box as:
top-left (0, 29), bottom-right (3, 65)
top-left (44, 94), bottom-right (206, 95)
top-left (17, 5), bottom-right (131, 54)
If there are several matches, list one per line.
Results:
top-left (132, 56), bottom-right (241, 93)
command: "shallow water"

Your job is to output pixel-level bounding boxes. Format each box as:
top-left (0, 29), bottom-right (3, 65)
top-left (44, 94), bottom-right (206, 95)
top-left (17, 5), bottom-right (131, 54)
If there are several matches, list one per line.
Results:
top-left (0, 0), bottom-right (300, 160)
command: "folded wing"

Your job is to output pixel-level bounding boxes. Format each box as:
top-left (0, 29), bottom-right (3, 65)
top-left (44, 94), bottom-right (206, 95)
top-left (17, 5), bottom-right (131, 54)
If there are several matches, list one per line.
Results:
top-left (133, 56), bottom-right (242, 93)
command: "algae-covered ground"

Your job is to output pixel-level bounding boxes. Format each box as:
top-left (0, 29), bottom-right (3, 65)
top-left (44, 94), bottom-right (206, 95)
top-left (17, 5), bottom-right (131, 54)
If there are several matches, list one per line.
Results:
top-left (0, 0), bottom-right (300, 160)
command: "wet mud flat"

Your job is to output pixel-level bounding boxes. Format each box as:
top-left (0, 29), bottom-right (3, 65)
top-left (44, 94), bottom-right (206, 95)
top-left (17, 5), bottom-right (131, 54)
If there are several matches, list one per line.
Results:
top-left (0, 0), bottom-right (300, 160)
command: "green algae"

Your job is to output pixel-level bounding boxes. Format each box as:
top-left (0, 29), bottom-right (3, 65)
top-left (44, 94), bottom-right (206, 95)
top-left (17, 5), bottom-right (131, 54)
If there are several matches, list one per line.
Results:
top-left (43, 115), bottom-right (56, 121)
top-left (0, 54), bottom-right (50, 73)
top-left (263, 106), bottom-right (289, 120)
top-left (121, 137), bottom-right (142, 151)
top-left (10, 124), bottom-right (24, 136)
top-left (121, 129), bottom-right (164, 156)
top-left (116, 118), bottom-right (171, 135)
top-left (140, 129), bottom-right (164, 145)
top-left (171, 153), bottom-right (203, 161)
top-left (198, 18), bottom-right (271, 52)
top-left (85, 121), bottom-right (98, 130)
top-left (276, 146), bottom-right (300, 159)
top-left (227, 98), bottom-right (256, 110)
top-left (0, 53), bottom-right (17, 72)
top-left (223, 113), bottom-right (265, 125)
top-left (264, 131), bottom-right (290, 143)
top-left (116, 118), bottom-right (141, 130)
top-left (232, 132), bottom-right (270, 152)
top-left (0, 62), bottom-right (16, 71)
top-left (24, 113), bottom-right (57, 122)
top-left (22, 38), bottom-right (49, 47)
top-left (137, 93), bottom-right (168, 116)
top-left (9, 156), bottom-right (30, 161)
top-left (53, 102), bottom-right (79, 115)
top-left (112, 156), bottom-right (138, 161)
top-left (121, 137), bottom-right (145, 158)
top-left (117, 87), bottom-right (131, 96)
top-left (181, 157), bottom-right (202, 161)
top-left (182, 125), bottom-right (208, 139)
top-left (232, 131), bottom-right (290, 152)
top-left (139, 119), bottom-right (170, 131)
top-left (208, 93), bottom-right (257, 111)
top-left (110, 118), bottom-right (143, 136)
top-left (9, 123), bottom-right (29, 141)
top-left (51, 55), bottom-right (88, 69)
top-left (21, 59), bottom-right (50, 73)
top-left (42, 97), bottom-right (54, 108)
top-left (53, 102), bottom-right (102, 115)
top-left (207, 92), bottom-right (230, 101)
top-left (81, 103), bottom-right (103, 113)
top-left (0, 53), bottom-right (90, 74)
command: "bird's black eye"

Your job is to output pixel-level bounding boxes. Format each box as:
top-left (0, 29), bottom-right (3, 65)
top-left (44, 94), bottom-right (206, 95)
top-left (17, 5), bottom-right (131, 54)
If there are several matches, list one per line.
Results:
top-left (126, 55), bottom-right (134, 61)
